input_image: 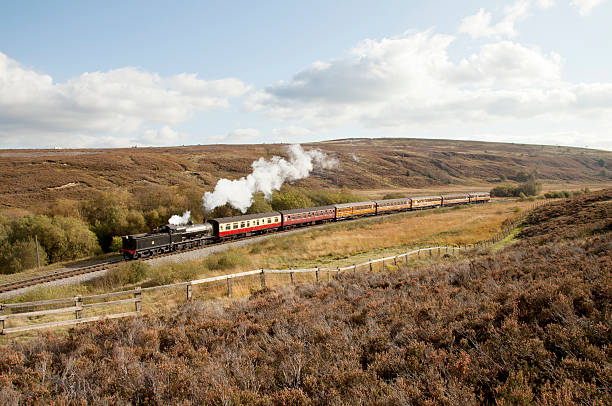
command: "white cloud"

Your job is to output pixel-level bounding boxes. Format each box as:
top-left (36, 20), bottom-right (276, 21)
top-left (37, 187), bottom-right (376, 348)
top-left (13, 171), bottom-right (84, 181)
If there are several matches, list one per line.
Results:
top-left (136, 125), bottom-right (184, 146)
top-left (571, 0), bottom-right (605, 16)
top-left (247, 29), bottom-right (612, 149)
top-left (0, 52), bottom-right (249, 148)
top-left (210, 128), bottom-right (260, 144)
top-left (271, 126), bottom-right (312, 138)
top-left (536, 0), bottom-right (556, 9)
top-left (459, 0), bottom-right (531, 39)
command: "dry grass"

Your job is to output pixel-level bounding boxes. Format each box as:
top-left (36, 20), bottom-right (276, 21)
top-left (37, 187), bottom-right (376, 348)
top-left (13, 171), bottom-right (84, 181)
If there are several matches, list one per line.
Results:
top-left (1, 138), bottom-right (611, 211)
top-left (1, 200), bottom-right (531, 340)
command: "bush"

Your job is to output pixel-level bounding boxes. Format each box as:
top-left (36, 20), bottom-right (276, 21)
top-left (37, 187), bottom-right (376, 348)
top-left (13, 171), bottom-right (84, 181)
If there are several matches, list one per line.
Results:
top-left (205, 249), bottom-right (250, 271)
top-left (94, 261), bottom-right (150, 288)
top-left (109, 236), bottom-right (123, 252)
top-left (491, 181), bottom-right (541, 197)
top-left (0, 214), bottom-right (100, 273)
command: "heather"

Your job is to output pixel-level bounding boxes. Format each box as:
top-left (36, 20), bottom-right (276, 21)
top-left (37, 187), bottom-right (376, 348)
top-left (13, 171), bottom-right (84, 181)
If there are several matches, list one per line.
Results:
top-left (0, 190), bottom-right (610, 405)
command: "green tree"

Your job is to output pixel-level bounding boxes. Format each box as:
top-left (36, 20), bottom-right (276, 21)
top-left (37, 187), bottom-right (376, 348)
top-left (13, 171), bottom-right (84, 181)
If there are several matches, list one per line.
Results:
top-left (271, 188), bottom-right (313, 210)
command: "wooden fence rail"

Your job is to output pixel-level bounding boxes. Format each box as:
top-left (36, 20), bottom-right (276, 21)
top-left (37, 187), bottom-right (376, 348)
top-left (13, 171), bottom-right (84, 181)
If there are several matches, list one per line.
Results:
top-left (0, 201), bottom-right (546, 335)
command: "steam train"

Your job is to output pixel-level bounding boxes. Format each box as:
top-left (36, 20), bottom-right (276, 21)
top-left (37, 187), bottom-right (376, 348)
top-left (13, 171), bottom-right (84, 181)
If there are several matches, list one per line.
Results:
top-left (120, 192), bottom-right (490, 260)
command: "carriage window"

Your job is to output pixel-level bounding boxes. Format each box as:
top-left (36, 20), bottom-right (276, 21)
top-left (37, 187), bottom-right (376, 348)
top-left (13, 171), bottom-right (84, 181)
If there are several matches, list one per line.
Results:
top-left (233, 223), bottom-right (238, 229)
top-left (267, 218), bottom-right (271, 224)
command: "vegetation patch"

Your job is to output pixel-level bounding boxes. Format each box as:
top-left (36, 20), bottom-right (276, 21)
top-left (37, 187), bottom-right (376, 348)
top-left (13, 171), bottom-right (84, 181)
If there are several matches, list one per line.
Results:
top-left (0, 190), bottom-right (609, 404)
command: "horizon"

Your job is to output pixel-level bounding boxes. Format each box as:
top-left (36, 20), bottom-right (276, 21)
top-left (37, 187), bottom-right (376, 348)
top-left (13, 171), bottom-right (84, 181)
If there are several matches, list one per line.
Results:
top-left (1, 0), bottom-right (612, 150)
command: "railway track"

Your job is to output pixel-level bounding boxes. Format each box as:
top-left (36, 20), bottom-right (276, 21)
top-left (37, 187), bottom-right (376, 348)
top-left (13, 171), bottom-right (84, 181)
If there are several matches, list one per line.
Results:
top-left (0, 223), bottom-right (330, 295)
top-left (0, 201), bottom-right (495, 295)
top-left (0, 259), bottom-right (125, 294)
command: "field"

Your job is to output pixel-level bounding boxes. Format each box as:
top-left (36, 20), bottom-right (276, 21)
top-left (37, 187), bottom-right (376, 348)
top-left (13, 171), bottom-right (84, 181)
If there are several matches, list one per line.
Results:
top-left (0, 190), bottom-right (609, 404)
top-left (3, 199), bottom-right (532, 306)
top-left (1, 138), bottom-right (611, 212)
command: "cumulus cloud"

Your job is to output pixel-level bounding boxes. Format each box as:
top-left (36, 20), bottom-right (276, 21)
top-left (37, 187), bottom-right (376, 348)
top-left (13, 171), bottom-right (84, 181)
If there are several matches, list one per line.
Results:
top-left (247, 28), bottom-right (612, 149)
top-left (209, 128), bottom-right (261, 144)
top-left (136, 125), bottom-right (184, 146)
top-left (0, 52), bottom-right (248, 148)
top-left (571, 0), bottom-right (605, 15)
top-left (271, 126), bottom-right (312, 138)
top-left (458, 0), bottom-right (531, 39)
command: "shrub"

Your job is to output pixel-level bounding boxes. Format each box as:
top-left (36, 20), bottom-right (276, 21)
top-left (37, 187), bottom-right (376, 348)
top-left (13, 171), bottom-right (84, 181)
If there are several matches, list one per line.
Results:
top-left (0, 214), bottom-right (100, 273)
top-left (205, 249), bottom-right (250, 271)
top-left (94, 261), bottom-right (150, 288)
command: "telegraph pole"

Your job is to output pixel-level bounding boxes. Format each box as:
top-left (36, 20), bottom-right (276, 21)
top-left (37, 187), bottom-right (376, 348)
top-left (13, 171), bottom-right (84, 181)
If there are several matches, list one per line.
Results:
top-left (35, 235), bottom-right (40, 269)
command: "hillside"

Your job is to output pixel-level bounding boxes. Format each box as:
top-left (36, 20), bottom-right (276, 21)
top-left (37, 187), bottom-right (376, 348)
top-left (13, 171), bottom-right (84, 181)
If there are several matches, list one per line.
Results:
top-left (1, 138), bottom-right (611, 212)
top-left (1, 190), bottom-right (609, 404)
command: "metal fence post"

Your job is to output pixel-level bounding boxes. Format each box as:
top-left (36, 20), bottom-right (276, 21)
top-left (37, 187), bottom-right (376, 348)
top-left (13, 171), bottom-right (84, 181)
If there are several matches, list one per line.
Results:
top-left (74, 296), bottom-right (82, 319)
top-left (186, 283), bottom-right (193, 301)
top-left (134, 287), bottom-right (142, 313)
top-left (260, 269), bottom-right (266, 289)
top-left (227, 277), bottom-right (233, 298)
top-left (353, 264), bottom-right (357, 274)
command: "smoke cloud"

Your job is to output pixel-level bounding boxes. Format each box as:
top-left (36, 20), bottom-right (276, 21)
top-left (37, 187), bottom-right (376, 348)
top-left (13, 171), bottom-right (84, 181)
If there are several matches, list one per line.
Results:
top-left (203, 144), bottom-right (338, 213)
top-left (168, 210), bottom-right (191, 226)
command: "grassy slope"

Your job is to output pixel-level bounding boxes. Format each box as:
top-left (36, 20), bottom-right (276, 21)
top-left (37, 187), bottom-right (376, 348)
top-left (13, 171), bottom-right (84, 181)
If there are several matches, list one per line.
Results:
top-left (0, 190), bottom-right (610, 405)
top-left (1, 138), bottom-right (611, 211)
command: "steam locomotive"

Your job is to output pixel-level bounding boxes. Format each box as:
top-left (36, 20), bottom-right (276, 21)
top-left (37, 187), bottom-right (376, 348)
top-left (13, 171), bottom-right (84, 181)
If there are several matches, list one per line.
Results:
top-left (120, 192), bottom-right (490, 260)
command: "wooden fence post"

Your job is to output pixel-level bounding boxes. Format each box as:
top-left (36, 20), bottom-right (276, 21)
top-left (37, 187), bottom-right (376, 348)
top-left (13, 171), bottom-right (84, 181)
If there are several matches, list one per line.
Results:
top-left (429, 249), bottom-right (432, 258)
top-left (381, 259), bottom-right (384, 271)
top-left (405, 254), bottom-right (408, 265)
top-left (327, 269), bottom-right (331, 282)
top-left (186, 283), bottom-right (193, 301)
top-left (438, 247), bottom-right (441, 256)
top-left (290, 271), bottom-right (295, 285)
top-left (418, 249), bottom-right (420, 258)
top-left (394, 256), bottom-right (397, 266)
top-left (369, 260), bottom-right (373, 272)
top-left (315, 267), bottom-right (320, 282)
top-left (260, 269), bottom-right (266, 289)
top-left (227, 277), bottom-right (233, 298)
top-left (74, 296), bottom-right (82, 319)
top-left (134, 287), bottom-right (142, 313)
top-left (353, 264), bottom-right (357, 274)
top-left (1, 304), bottom-right (4, 335)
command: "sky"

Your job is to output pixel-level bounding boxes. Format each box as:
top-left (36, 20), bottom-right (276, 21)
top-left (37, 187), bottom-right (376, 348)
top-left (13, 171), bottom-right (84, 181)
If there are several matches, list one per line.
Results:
top-left (1, 0), bottom-right (611, 150)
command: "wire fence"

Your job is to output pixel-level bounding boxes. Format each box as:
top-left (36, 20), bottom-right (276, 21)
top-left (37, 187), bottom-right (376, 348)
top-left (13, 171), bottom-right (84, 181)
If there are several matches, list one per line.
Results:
top-left (0, 201), bottom-right (545, 335)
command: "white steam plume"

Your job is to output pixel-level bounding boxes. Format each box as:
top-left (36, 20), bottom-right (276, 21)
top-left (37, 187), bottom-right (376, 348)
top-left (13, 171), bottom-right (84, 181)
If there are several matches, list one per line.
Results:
top-left (168, 210), bottom-right (191, 226)
top-left (203, 144), bottom-right (338, 214)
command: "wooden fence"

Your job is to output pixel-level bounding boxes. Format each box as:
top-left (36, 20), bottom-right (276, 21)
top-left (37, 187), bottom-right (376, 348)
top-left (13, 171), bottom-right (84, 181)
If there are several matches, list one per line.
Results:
top-left (0, 201), bottom-right (545, 335)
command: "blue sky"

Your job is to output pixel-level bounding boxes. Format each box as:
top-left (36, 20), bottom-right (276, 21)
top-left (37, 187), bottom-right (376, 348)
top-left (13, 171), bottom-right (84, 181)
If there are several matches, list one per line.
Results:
top-left (1, 0), bottom-right (611, 149)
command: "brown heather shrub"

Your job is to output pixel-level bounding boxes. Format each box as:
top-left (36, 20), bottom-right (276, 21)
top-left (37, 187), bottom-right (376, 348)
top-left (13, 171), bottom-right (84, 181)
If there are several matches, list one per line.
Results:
top-left (0, 189), bottom-right (610, 405)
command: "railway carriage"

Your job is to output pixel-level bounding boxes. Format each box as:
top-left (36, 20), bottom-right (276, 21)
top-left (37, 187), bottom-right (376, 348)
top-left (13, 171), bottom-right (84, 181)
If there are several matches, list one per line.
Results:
top-left (280, 205), bottom-right (335, 228)
top-left (335, 201), bottom-right (376, 219)
top-left (121, 190), bottom-right (491, 260)
top-left (411, 195), bottom-right (442, 209)
top-left (469, 192), bottom-right (491, 203)
top-left (208, 211), bottom-right (282, 239)
top-left (375, 198), bottom-right (412, 213)
top-left (441, 193), bottom-right (470, 206)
